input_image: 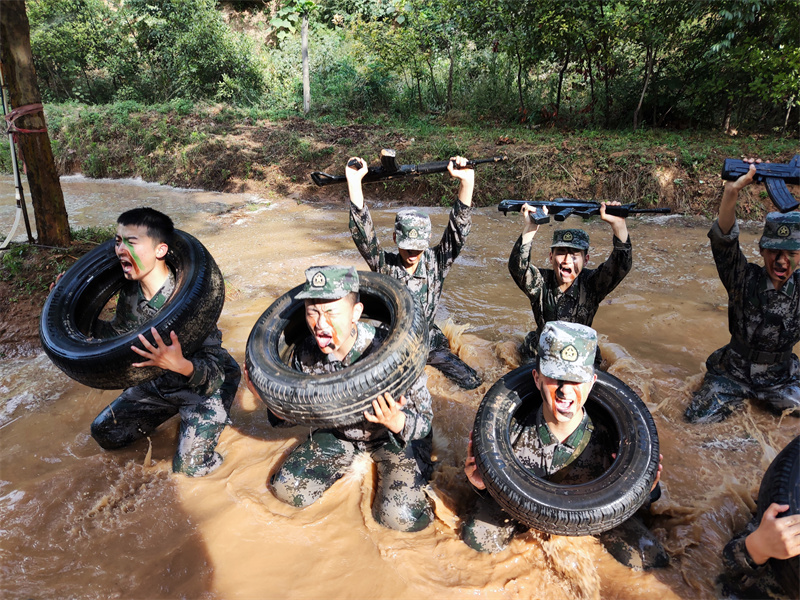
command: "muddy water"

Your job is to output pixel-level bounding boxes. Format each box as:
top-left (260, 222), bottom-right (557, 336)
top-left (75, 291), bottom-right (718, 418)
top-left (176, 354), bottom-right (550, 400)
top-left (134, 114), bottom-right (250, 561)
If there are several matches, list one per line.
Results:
top-left (1, 175), bottom-right (798, 600)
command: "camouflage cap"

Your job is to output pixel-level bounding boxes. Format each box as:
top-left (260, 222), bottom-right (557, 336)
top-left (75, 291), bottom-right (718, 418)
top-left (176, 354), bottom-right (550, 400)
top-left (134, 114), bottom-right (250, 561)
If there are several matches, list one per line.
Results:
top-left (551, 229), bottom-right (590, 251)
top-left (759, 212), bottom-right (800, 251)
top-left (537, 321), bottom-right (597, 383)
top-left (395, 209), bottom-right (431, 251)
top-left (295, 265), bottom-right (359, 300)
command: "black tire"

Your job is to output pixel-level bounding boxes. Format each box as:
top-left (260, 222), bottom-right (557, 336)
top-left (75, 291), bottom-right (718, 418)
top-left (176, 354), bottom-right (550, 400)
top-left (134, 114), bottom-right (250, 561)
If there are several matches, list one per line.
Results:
top-left (39, 230), bottom-right (225, 389)
top-left (756, 435), bottom-right (799, 597)
top-left (245, 271), bottom-right (428, 427)
top-left (472, 365), bottom-right (660, 536)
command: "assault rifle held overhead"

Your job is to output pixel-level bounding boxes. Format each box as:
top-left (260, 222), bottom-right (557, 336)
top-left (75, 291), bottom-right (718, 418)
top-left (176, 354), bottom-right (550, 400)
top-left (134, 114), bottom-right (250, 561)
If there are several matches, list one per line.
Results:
top-left (721, 155), bottom-right (800, 213)
top-left (498, 199), bottom-right (672, 224)
top-left (310, 148), bottom-right (507, 186)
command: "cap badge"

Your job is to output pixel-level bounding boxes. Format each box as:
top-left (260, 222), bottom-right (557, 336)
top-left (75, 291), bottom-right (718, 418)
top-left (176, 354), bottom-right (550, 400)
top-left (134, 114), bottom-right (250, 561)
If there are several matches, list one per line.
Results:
top-left (777, 225), bottom-right (790, 238)
top-left (409, 228), bottom-right (418, 239)
top-left (560, 345), bottom-right (579, 362)
top-left (311, 272), bottom-right (326, 287)
top-left (562, 232), bottom-right (574, 242)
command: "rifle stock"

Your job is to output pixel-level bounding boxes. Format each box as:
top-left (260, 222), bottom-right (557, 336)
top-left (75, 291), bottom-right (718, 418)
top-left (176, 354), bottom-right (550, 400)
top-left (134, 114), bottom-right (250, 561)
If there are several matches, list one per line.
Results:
top-left (310, 150), bottom-right (507, 186)
top-left (498, 199), bottom-right (671, 224)
top-left (721, 156), bottom-right (800, 213)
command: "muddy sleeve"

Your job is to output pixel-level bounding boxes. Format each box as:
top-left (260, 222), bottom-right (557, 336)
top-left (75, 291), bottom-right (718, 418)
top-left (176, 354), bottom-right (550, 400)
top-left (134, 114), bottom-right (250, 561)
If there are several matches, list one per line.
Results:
top-left (90, 284), bottom-right (137, 338)
top-left (708, 221), bottom-right (748, 294)
top-left (434, 199), bottom-right (472, 274)
top-left (349, 202), bottom-right (385, 272)
top-left (182, 329), bottom-right (227, 396)
top-left (722, 519), bottom-right (764, 578)
top-left (396, 373), bottom-right (433, 445)
top-left (585, 234), bottom-right (633, 298)
top-left (508, 235), bottom-right (544, 300)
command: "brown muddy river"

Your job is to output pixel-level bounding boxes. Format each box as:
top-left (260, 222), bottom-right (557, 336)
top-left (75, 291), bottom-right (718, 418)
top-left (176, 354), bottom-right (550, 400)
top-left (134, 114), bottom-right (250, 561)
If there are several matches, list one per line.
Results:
top-left (1, 174), bottom-right (797, 599)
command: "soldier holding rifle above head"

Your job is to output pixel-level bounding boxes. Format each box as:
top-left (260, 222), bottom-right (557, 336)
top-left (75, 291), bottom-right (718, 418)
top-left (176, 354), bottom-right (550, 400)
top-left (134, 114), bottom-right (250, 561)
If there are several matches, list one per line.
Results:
top-left (508, 201), bottom-right (632, 364)
top-left (346, 155), bottom-right (482, 390)
top-left (685, 160), bottom-right (800, 423)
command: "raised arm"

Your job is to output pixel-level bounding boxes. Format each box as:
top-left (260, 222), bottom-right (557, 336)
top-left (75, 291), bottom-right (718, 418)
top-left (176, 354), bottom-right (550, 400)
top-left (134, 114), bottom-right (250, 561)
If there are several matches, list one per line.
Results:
top-left (719, 161), bottom-right (757, 235)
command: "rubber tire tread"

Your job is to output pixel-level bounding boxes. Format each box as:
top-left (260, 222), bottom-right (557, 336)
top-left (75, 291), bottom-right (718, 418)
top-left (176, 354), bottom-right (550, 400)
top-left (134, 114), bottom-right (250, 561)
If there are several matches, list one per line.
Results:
top-left (39, 230), bottom-right (225, 389)
top-left (245, 271), bottom-right (428, 427)
top-left (472, 366), bottom-right (659, 536)
top-left (756, 435), bottom-right (799, 596)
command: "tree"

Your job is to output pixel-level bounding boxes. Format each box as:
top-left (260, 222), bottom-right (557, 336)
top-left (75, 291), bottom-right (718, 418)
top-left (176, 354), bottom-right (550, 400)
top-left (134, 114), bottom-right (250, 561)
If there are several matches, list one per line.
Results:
top-left (0, 0), bottom-right (70, 247)
top-left (271, 0), bottom-right (318, 114)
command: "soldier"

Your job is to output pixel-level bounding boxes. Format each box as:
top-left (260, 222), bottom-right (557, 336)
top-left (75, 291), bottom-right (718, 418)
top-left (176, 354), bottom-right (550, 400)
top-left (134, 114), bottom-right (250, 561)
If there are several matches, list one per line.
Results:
top-left (685, 162), bottom-right (800, 423)
top-left (88, 207), bottom-right (241, 477)
top-left (508, 203), bottom-right (632, 363)
top-left (245, 266), bottom-right (434, 532)
top-left (346, 155), bottom-right (481, 390)
top-left (720, 436), bottom-right (800, 599)
top-left (462, 321), bottom-right (667, 570)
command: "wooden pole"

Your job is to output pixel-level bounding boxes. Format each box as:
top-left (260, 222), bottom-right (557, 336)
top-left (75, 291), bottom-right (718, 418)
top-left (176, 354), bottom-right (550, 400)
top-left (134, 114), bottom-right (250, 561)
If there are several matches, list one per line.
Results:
top-left (0, 0), bottom-right (70, 247)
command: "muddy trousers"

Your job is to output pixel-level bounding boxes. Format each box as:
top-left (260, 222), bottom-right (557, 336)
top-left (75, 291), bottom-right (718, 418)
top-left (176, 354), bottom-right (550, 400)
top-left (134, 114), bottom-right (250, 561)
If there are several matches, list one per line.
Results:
top-left (91, 357), bottom-right (241, 477)
top-left (461, 492), bottom-right (669, 570)
top-left (686, 351), bottom-right (800, 423)
top-left (427, 326), bottom-right (481, 390)
top-left (270, 430), bottom-right (434, 532)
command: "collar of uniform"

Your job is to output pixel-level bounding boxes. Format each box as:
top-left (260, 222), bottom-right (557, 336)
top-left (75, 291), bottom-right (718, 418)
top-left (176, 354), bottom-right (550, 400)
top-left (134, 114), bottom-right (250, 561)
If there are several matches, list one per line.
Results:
top-left (137, 270), bottom-right (175, 311)
top-left (331, 321), bottom-right (377, 367)
top-left (410, 251), bottom-right (429, 280)
top-left (535, 405), bottom-right (591, 450)
top-left (759, 267), bottom-right (796, 297)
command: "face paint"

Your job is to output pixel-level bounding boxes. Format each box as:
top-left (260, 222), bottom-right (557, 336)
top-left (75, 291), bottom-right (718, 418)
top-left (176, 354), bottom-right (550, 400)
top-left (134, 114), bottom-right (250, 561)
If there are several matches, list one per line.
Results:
top-left (122, 238), bottom-right (144, 272)
top-left (322, 311), bottom-right (341, 349)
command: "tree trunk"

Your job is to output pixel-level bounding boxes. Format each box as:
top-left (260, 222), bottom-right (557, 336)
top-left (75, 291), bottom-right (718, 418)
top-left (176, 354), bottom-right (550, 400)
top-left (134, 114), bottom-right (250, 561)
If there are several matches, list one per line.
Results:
top-left (633, 45), bottom-right (654, 131)
top-left (426, 56), bottom-right (440, 106)
top-left (782, 96), bottom-right (795, 135)
top-left (722, 97), bottom-right (733, 132)
top-left (515, 47), bottom-right (525, 120)
top-left (555, 46), bottom-right (571, 119)
top-left (0, 0), bottom-right (70, 247)
top-left (301, 13), bottom-right (310, 114)
top-left (446, 44), bottom-right (454, 112)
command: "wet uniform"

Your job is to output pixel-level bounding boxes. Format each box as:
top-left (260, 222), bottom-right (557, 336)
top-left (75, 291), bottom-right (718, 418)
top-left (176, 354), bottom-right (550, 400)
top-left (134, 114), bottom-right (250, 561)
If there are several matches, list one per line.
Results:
top-left (463, 405), bottom-right (667, 569)
top-left (90, 271), bottom-right (241, 477)
top-left (686, 221), bottom-right (800, 422)
top-left (349, 200), bottom-right (481, 387)
top-left (270, 321), bottom-right (434, 532)
top-left (508, 234), bottom-right (632, 361)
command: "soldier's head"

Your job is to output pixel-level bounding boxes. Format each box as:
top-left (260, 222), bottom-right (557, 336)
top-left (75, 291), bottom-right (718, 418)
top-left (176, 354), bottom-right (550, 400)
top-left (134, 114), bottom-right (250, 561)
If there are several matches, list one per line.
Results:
top-left (114, 207), bottom-right (174, 281)
top-left (533, 321), bottom-right (597, 428)
top-left (759, 212), bottom-right (800, 289)
top-left (296, 266), bottom-right (363, 357)
top-left (393, 209), bottom-right (430, 271)
top-left (548, 229), bottom-right (590, 287)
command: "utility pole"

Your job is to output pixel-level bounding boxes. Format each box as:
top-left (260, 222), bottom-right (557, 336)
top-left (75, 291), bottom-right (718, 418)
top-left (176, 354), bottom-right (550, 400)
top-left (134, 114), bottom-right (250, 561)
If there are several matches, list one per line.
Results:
top-left (0, 0), bottom-right (70, 247)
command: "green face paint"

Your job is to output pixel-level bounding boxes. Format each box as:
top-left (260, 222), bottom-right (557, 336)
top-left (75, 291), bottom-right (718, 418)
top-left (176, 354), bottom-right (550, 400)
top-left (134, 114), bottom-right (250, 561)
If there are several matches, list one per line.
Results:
top-left (122, 238), bottom-right (144, 272)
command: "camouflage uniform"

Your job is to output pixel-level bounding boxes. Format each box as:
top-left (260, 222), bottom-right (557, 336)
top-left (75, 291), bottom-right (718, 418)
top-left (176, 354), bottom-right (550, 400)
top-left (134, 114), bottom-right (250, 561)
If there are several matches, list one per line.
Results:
top-left (90, 271), bottom-right (241, 477)
top-left (269, 266), bottom-right (434, 532)
top-left (719, 436), bottom-right (800, 599)
top-left (508, 229), bottom-right (632, 362)
top-left (686, 215), bottom-right (800, 423)
top-left (349, 201), bottom-right (481, 389)
top-left (463, 322), bottom-right (667, 570)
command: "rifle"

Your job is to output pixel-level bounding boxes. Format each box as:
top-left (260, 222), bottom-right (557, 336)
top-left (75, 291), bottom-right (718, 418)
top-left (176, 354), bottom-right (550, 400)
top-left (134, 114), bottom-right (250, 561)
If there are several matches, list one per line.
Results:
top-left (310, 148), bottom-right (507, 186)
top-left (498, 199), bottom-right (672, 224)
top-left (721, 155), bottom-right (800, 213)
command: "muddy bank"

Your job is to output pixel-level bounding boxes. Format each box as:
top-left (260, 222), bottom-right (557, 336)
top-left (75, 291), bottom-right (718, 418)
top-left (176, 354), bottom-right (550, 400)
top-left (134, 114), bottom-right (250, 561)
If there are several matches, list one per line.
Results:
top-left (32, 103), bottom-right (800, 216)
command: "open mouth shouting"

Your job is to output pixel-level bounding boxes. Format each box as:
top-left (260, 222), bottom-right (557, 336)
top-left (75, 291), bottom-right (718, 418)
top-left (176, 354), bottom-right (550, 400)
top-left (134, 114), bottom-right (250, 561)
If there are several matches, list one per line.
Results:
top-left (314, 327), bottom-right (336, 350)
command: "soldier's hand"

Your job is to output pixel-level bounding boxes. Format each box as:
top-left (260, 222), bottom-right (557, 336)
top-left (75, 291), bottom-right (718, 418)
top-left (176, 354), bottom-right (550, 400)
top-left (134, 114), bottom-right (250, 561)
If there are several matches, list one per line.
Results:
top-left (726, 158), bottom-right (761, 192)
top-left (521, 203), bottom-right (545, 233)
top-left (364, 392), bottom-right (407, 434)
top-left (745, 503), bottom-right (800, 564)
top-left (131, 327), bottom-right (194, 377)
top-left (448, 156), bottom-right (474, 184)
top-left (651, 454), bottom-right (663, 492)
top-left (600, 201), bottom-right (629, 242)
top-left (464, 434), bottom-right (486, 490)
top-left (345, 156), bottom-right (368, 182)
top-left (49, 272), bottom-right (64, 292)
